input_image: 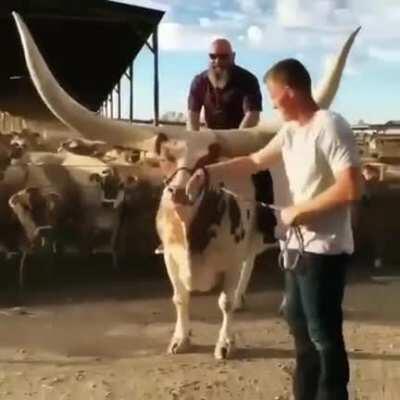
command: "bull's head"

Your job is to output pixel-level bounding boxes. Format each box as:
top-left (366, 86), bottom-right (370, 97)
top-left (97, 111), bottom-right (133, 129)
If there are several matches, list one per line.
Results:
top-left (9, 187), bottom-right (62, 249)
top-left (89, 168), bottom-right (138, 209)
top-left (0, 131), bottom-right (33, 172)
top-left (10, 129), bottom-right (43, 153)
top-left (13, 12), bottom-right (360, 207)
top-left (155, 132), bottom-right (221, 207)
top-left (0, 129), bottom-right (43, 172)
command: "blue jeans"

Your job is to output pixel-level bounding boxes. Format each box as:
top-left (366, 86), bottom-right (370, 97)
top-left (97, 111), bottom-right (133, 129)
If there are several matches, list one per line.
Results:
top-left (283, 252), bottom-right (350, 400)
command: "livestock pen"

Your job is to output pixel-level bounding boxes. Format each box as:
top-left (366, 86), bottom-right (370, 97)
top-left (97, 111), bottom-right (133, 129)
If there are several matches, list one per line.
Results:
top-left (0, 2), bottom-right (399, 400)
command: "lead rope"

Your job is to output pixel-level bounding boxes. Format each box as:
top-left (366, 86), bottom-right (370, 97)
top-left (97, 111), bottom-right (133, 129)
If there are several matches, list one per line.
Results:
top-left (218, 186), bottom-right (304, 271)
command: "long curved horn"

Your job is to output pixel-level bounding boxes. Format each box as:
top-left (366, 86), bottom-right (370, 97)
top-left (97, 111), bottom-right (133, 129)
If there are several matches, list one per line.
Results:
top-left (212, 124), bottom-right (279, 157)
top-left (12, 12), bottom-right (186, 150)
top-left (214, 27), bottom-right (361, 157)
top-left (313, 26), bottom-right (361, 108)
top-left (15, 11), bottom-right (360, 158)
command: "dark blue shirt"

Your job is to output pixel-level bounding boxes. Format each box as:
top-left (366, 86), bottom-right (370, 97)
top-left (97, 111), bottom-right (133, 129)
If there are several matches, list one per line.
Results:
top-left (188, 65), bottom-right (262, 129)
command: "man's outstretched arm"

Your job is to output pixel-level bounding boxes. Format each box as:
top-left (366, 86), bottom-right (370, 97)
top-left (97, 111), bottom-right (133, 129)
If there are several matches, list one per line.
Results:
top-left (186, 132), bottom-right (282, 197)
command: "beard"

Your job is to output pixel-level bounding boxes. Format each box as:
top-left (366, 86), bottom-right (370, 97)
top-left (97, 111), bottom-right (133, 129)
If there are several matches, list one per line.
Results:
top-left (207, 67), bottom-right (231, 89)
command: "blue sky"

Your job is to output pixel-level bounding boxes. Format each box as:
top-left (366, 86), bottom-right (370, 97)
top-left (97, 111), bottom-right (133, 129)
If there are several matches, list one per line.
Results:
top-left (114, 0), bottom-right (400, 124)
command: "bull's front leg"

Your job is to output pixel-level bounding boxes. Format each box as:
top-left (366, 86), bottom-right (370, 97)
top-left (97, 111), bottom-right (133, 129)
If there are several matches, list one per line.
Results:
top-left (233, 254), bottom-right (256, 311)
top-left (164, 252), bottom-right (191, 354)
top-left (215, 267), bottom-right (241, 360)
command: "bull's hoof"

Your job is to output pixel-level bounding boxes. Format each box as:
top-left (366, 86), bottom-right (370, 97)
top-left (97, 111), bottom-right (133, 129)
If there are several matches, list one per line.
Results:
top-left (233, 295), bottom-right (246, 312)
top-left (167, 336), bottom-right (191, 355)
top-left (214, 338), bottom-right (235, 360)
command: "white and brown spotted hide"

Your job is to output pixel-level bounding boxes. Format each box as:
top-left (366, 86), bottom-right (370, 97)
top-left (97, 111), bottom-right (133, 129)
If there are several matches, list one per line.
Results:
top-left (155, 133), bottom-right (275, 358)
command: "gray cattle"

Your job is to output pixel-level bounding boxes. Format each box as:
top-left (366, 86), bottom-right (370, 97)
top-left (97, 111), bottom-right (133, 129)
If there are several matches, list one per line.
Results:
top-left (3, 160), bottom-right (80, 287)
top-left (3, 148), bottom-right (139, 286)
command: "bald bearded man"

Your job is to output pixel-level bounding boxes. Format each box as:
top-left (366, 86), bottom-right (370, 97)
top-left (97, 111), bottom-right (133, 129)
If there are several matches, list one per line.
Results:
top-left (187, 38), bottom-right (262, 130)
top-left (186, 38), bottom-right (275, 246)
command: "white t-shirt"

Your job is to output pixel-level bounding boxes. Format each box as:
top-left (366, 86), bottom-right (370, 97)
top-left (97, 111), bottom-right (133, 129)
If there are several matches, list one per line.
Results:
top-left (275, 110), bottom-right (360, 255)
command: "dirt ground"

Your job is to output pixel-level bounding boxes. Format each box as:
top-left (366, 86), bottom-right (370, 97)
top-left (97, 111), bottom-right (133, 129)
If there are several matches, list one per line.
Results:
top-left (0, 271), bottom-right (398, 400)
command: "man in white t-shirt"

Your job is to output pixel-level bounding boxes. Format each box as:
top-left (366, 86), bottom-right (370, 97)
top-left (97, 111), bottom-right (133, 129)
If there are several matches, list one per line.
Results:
top-left (186, 58), bottom-right (361, 400)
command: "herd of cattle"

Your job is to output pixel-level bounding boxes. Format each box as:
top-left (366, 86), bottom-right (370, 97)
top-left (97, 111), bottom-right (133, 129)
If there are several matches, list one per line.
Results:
top-left (3, 14), bottom-right (399, 358)
top-left (0, 125), bottom-right (163, 288)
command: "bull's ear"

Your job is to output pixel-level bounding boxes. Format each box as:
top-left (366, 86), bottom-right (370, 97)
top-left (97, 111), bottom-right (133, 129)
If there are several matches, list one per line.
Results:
top-left (155, 133), bottom-right (168, 155)
top-left (208, 143), bottom-right (221, 160)
top-left (89, 173), bottom-right (101, 182)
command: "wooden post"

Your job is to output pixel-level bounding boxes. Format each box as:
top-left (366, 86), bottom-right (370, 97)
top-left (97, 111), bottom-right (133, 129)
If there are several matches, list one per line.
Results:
top-left (129, 62), bottom-right (134, 122)
top-left (105, 98), bottom-right (109, 118)
top-left (117, 81), bottom-right (121, 120)
top-left (110, 92), bottom-right (114, 119)
top-left (153, 27), bottom-right (160, 126)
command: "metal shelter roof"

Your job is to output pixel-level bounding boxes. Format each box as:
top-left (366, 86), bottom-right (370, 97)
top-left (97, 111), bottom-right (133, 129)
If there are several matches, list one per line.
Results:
top-left (0, 0), bottom-right (164, 120)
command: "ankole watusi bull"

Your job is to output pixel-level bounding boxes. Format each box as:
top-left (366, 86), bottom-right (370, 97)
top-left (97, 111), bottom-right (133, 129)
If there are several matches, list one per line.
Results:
top-left (13, 12), bottom-right (359, 359)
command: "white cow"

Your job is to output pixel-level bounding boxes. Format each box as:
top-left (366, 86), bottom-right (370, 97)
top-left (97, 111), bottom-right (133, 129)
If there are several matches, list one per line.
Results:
top-left (13, 12), bottom-right (359, 358)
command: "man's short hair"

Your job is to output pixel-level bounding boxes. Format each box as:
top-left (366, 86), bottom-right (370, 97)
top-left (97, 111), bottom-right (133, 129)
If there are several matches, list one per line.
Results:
top-left (263, 58), bottom-right (312, 94)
